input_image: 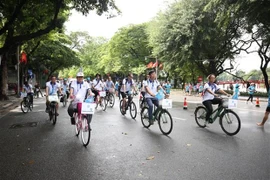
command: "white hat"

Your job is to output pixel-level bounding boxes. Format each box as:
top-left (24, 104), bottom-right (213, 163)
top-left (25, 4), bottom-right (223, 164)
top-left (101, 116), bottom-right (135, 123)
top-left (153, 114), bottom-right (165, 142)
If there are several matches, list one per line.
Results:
top-left (76, 72), bottom-right (84, 77)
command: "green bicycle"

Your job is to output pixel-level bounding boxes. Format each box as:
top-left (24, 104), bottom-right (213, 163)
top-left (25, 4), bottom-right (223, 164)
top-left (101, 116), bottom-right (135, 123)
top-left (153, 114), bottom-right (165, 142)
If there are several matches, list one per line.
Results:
top-left (194, 97), bottom-right (241, 136)
top-left (141, 102), bottom-right (173, 135)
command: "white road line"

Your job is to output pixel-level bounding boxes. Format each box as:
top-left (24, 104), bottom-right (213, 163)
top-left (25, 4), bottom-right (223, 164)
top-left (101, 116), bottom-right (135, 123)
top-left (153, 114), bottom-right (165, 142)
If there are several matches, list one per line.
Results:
top-left (172, 117), bottom-right (186, 121)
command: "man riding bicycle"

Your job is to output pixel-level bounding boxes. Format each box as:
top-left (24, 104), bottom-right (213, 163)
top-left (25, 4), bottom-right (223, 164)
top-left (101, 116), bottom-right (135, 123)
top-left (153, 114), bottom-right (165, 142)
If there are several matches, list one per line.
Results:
top-left (45, 75), bottom-right (62, 115)
top-left (106, 76), bottom-right (115, 92)
top-left (202, 74), bottom-right (230, 122)
top-left (68, 72), bottom-right (92, 122)
top-left (120, 73), bottom-right (137, 114)
top-left (62, 79), bottom-right (70, 99)
top-left (144, 71), bottom-right (167, 125)
top-left (92, 73), bottom-right (103, 102)
top-left (23, 81), bottom-right (34, 105)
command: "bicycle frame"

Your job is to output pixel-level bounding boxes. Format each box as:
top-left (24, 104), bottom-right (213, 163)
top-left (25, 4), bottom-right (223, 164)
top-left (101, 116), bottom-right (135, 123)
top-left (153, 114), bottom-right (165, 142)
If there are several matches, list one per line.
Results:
top-left (210, 105), bottom-right (226, 123)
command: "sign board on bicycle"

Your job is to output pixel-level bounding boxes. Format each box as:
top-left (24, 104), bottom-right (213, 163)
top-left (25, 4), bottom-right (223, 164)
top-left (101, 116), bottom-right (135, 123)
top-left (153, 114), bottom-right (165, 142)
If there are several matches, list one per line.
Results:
top-left (99, 91), bottom-right (106, 97)
top-left (228, 99), bottom-right (237, 109)
top-left (81, 103), bottom-right (96, 114)
top-left (20, 92), bottom-right (27, 98)
top-left (162, 99), bottom-right (172, 109)
top-left (48, 95), bottom-right (59, 102)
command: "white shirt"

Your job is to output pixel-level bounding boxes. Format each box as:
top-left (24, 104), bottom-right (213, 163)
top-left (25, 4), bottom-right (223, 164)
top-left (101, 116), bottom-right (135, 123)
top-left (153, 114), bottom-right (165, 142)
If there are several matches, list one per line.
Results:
top-left (46, 81), bottom-right (61, 95)
top-left (120, 78), bottom-right (135, 92)
top-left (106, 80), bottom-right (114, 89)
top-left (141, 80), bottom-right (147, 92)
top-left (144, 79), bottom-right (160, 98)
top-left (92, 79), bottom-right (103, 91)
top-left (202, 83), bottom-right (220, 102)
top-left (23, 84), bottom-right (33, 93)
top-left (71, 80), bottom-right (90, 98)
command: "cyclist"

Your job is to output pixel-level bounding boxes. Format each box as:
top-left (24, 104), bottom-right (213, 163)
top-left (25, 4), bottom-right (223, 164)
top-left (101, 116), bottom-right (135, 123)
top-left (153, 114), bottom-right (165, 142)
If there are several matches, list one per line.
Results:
top-left (45, 75), bottom-right (62, 115)
top-left (106, 76), bottom-right (115, 93)
top-left (34, 82), bottom-right (43, 97)
top-left (86, 77), bottom-right (92, 89)
top-left (163, 80), bottom-right (172, 98)
top-left (62, 79), bottom-right (70, 99)
top-left (115, 79), bottom-right (119, 97)
top-left (120, 73), bottom-right (137, 114)
top-left (144, 71), bottom-right (166, 125)
top-left (92, 73), bottom-right (103, 102)
top-left (68, 72), bottom-right (92, 121)
top-left (202, 74), bottom-right (230, 122)
top-left (23, 81), bottom-right (34, 105)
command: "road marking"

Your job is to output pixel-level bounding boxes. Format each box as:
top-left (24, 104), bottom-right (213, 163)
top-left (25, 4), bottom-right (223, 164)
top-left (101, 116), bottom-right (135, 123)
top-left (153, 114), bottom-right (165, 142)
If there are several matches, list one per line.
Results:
top-left (236, 108), bottom-right (265, 113)
top-left (172, 117), bottom-right (186, 121)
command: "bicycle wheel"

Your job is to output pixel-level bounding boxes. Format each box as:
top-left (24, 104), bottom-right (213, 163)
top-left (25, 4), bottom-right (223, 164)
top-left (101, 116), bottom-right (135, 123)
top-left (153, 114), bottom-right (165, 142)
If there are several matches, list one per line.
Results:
top-left (141, 107), bottom-right (151, 128)
top-left (158, 109), bottom-right (173, 135)
top-left (194, 106), bottom-right (207, 128)
top-left (119, 99), bottom-right (125, 115)
top-left (101, 97), bottom-right (107, 111)
top-left (81, 115), bottom-right (91, 146)
top-left (220, 110), bottom-right (241, 136)
top-left (109, 94), bottom-right (115, 108)
top-left (52, 105), bottom-right (57, 125)
top-left (129, 101), bottom-right (137, 119)
top-left (21, 100), bottom-right (29, 113)
top-left (74, 113), bottom-right (80, 136)
top-left (63, 96), bottom-right (67, 107)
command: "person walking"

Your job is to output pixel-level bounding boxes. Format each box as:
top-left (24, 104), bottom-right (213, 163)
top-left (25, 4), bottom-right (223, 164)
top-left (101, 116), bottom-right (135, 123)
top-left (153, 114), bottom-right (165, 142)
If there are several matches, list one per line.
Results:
top-left (232, 82), bottom-right (240, 100)
top-left (257, 87), bottom-right (270, 126)
top-left (246, 83), bottom-right (255, 104)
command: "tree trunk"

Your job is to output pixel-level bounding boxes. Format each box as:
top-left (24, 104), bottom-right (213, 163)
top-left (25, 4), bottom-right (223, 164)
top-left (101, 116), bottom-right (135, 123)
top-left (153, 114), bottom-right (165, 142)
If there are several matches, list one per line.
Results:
top-left (0, 53), bottom-right (8, 100)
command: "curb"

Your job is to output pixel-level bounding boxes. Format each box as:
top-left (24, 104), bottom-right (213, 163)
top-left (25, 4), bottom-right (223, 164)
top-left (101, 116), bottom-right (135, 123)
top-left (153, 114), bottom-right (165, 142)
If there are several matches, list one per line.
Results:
top-left (0, 100), bottom-right (21, 118)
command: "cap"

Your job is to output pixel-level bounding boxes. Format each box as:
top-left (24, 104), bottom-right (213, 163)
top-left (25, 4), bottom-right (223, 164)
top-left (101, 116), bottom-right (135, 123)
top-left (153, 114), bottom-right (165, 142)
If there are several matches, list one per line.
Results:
top-left (76, 72), bottom-right (84, 77)
top-left (87, 77), bottom-right (90, 81)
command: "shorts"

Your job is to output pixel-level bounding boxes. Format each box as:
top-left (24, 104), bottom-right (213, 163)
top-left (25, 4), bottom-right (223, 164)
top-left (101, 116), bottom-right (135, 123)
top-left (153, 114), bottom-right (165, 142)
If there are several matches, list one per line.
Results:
top-left (266, 106), bottom-right (270, 112)
top-left (121, 91), bottom-right (128, 99)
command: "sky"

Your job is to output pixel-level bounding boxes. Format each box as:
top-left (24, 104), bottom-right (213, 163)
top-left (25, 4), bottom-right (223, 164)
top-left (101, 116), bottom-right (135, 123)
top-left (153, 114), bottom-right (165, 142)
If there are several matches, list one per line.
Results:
top-left (64, 0), bottom-right (261, 73)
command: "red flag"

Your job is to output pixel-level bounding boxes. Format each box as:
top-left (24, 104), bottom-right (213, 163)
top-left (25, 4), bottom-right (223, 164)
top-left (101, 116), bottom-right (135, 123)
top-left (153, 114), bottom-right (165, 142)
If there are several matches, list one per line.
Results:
top-left (159, 63), bottom-right (163, 70)
top-left (147, 62), bottom-right (153, 69)
top-left (20, 52), bottom-right (27, 64)
top-left (152, 61), bottom-right (158, 68)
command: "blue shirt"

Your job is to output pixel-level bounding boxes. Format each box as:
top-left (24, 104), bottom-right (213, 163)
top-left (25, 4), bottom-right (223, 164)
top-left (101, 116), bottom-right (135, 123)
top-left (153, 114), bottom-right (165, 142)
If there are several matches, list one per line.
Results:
top-left (248, 86), bottom-right (255, 95)
top-left (164, 84), bottom-right (171, 94)
top-left (115, 82), bottom-right (119, 90)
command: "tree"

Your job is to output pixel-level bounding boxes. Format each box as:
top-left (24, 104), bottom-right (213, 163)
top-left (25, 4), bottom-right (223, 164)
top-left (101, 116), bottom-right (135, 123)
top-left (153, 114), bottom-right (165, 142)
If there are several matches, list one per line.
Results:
top-left (0, 0), bottom-right (118, 100)
top-left (149, 0), bottom-right (242, 79)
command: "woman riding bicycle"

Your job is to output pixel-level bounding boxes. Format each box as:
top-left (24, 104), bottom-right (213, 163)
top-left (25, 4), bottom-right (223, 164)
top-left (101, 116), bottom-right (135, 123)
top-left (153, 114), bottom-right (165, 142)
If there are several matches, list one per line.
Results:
top-left (202, 74), bottom-right (230, 122)
top-left (68, 72), bottom-right (92, 122)
top-left (23, 81), bottom-right (34, 105)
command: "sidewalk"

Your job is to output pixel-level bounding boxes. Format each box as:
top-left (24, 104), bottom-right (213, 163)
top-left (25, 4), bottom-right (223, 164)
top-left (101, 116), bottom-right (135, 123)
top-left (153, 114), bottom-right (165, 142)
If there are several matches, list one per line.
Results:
top-left (0, 95), bottom-right (21, 118)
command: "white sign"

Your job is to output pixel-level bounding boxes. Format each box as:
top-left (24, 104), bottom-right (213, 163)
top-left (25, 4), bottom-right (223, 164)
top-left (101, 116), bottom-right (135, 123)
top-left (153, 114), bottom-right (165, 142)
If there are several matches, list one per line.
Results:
top-left (228, 99), bottom-right (237, 109)
top-left (162, 99), bottom-right (172, 109)
top-left (20, 92), bottom-right (27, 98)
top-left (99, 91), bottom-right (106, 97)
top-left (81, 103), bottom-right (96, 114)
top-left (48, 95), bottom-right (59, 102)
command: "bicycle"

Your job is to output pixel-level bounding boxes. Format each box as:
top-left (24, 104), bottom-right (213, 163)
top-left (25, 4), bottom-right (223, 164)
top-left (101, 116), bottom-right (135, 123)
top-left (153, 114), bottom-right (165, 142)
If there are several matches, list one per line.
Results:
top-left (72, 97), bottom-right (95, 147)
top-left (141, 98), bottom-right (173, 135)
top-left (94, 90), bottom-right (107, 111)
top-left (47, 94), bottom-right (59, 125)
top-left (105, 91), bottom-right (115, 108)
top-left (60, 93), bottom-right (67, 107)
top-left (139, 92), bottom-right (148, 110)
top-left (194, 97), bottom-right (241, 136)
top-left (119, 92), bottom-right (138, 119)
top-left (20, 92), bottom-right (33, 113)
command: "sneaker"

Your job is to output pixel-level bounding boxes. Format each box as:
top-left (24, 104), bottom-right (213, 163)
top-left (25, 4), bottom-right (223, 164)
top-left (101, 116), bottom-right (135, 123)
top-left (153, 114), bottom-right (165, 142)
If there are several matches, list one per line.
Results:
top-left (149, 119), bottom-right (154, 125)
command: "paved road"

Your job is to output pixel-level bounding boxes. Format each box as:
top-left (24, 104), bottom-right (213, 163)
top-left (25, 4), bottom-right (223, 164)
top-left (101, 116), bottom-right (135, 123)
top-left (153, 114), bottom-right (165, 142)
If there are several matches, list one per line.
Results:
top-left (0, 96), bottom-right (269, 180)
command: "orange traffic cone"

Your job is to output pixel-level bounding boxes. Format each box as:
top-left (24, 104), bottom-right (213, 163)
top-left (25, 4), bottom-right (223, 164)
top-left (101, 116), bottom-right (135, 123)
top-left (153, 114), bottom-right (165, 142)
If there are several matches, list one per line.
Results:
top-left (255, 97), bottom-right (260, 107)
top-left (183, 97), bottom-right (188, 110)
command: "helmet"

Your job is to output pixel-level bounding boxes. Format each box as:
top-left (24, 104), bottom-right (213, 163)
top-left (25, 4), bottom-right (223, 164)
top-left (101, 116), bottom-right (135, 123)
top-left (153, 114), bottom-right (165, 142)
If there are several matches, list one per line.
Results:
top-left (87, 77), bottom-right (90, 81)
top-left (76, 72), bottom-right (84, 77)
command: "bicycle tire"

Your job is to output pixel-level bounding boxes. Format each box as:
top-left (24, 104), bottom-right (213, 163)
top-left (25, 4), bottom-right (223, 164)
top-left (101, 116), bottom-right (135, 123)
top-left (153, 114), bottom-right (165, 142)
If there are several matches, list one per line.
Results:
top-left (52, 105), bottom-right (57, 125)
top-left (129, 101), bottom-right (137, 119)
top-left (74, 113), bottom-right (80, 136)
top-left (81, 115), bottom-right (91, 146)
top-left (220, 110), bottom-right (241, 136)
top-left (109, 94), bottom-right (115, 108)
top-left (158, 109), bottom-right (173, 135)
top-left (101, 97), bottom-right (107, 111)
top-left (119, 99), bottom-right (125, 115)
top-left (21, 100), bottom-right (29, 113)
top-left (194, 106), bottom-right (207, 128)
top-left (63, 96), bottom-right (67, 107)
top-left (141, 107), bottom-right (151, 128)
